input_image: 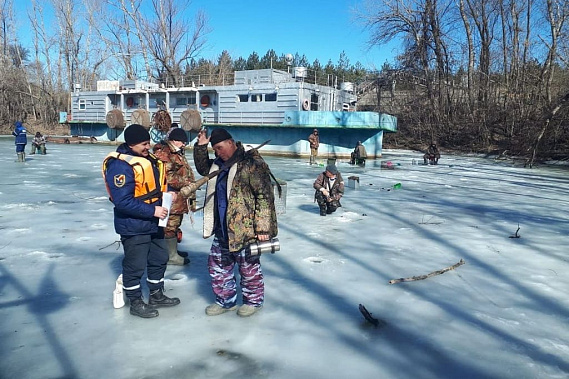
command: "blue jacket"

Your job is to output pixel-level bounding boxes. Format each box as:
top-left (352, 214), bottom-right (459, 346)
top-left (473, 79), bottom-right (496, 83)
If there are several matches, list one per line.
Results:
top-left (103, 143), bottom-right (164, 237)
top-left (12, 122), bottom-right (27, 145)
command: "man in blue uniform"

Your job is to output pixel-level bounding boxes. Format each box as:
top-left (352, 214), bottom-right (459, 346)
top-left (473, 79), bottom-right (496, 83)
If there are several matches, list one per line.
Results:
top-left (102, 124), bottom-right (181, 318)
top-left (12, 121), bottom-right (27, 162)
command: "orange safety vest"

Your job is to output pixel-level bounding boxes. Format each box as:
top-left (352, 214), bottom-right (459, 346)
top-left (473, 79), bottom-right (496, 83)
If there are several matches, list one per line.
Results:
top-left (102, 152), bottom-right (167, 204)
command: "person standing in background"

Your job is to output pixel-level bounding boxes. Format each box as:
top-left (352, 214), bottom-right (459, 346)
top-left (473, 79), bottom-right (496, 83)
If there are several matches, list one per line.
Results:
top-left (12, 121), bottom-right (27, 162)
top-left (308, 128), bottom-right (320, 165)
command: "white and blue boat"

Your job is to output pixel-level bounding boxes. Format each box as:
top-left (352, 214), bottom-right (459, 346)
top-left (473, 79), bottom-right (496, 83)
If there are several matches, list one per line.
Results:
top-left (63, 67), bottom-right (397, 158)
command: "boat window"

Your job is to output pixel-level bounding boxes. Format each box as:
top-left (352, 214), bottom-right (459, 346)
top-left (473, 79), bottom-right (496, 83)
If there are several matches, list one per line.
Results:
top-left (265, 93), bottom-right (277, 102)
top-left (237, 94), bottom-right (248, 102)
top-left (310, 93), bottom-right (319, 111)
top-left (78, 99), bottom-right (87, 110)
top-left (176, 95), bottom-right (196, 106)
top-left (251, 94), bottom-right (262, 102)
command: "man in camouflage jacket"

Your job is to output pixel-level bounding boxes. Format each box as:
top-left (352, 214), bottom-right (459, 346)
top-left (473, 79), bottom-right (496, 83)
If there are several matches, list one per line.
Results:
top-left (193, 128), bottom-right (277, 317)
top-left (313, 164), bottom-right (344, 216)
top-left (153, 127), bottom-right (196, 265)
top-left (308, 128), bottom-right (319, 165)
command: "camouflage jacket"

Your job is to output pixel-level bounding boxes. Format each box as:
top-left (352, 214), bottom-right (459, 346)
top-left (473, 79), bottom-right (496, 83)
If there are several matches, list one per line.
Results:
top-left (153, 141), bottom-right (196, 214)
top-left (308, 132), bottom-right (319, 149)
top-left (193, 142), bottom-right (278, 252)
top-left (313, 171), bottom-right (344, 201)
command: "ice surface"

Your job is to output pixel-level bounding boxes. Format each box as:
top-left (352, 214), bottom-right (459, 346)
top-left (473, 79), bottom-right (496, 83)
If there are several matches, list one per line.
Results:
top-left (1, 136), bottom-right (568, 378)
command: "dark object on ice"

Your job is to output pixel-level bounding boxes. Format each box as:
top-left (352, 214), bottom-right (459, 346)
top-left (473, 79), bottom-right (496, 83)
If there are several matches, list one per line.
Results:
top-left (509, 224), bottom-right (521, 238)
top-left (359, 304), bottom-right (379, 327)
top-left (388, 259), bottom-right (465, 284)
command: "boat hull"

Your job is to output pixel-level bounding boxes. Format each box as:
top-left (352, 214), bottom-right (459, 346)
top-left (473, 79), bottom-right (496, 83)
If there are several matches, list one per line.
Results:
top-left (69, 111), bottom-right (392, 158)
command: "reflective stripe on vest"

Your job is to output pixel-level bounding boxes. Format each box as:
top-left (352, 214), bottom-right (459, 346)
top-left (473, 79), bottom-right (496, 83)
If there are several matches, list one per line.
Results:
top-left (102, 152), bottom-right (167, 204)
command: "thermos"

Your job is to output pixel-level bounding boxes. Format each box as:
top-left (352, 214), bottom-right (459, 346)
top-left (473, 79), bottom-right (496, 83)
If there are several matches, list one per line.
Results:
top-left (247, 238), bottom-right (280, 256)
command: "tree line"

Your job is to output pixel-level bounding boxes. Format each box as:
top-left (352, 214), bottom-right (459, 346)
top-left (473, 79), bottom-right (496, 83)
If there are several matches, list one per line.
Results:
top-left (1, 0), bottom-right (568, 164)
top-left (357, 0), bottom-right (569, 165)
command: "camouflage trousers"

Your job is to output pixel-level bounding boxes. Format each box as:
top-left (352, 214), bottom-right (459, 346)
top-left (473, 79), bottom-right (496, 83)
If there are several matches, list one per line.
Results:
top-left (164, 214), bottom-right (183, 239)
top-left (208, 237), bottom-right (264, 308)
top-left (310, 148), bottom-right (318, 164)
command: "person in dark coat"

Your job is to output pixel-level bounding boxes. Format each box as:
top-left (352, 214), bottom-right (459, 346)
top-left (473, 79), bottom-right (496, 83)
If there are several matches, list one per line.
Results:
top-left (423, 141), bottom-right (441, 164)
top-left (350, 141), bottom-right (367, 166)
top-left (308, 128), bottom-right (320, 165)
top-left (313, 164), bottom-right (344, 216)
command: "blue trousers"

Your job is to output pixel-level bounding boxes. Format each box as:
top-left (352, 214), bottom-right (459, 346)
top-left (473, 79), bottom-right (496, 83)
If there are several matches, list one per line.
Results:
top-left (120, 233), bottom-right (168, 300)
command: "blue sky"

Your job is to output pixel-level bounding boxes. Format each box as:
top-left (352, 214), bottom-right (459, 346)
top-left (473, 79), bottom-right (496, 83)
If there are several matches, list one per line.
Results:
top-left (14, 0), bottom-right (399, 70)
top-left (197, 0), bottom-right (398, 69)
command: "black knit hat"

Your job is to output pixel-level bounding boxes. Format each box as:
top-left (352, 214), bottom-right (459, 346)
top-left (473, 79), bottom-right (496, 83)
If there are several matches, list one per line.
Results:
top-left (124, 124), bottom-right (150, 145)
top-left (169, 127), bottom-right (188, 143)
top-left (210, 128), bottom-right (233, 146)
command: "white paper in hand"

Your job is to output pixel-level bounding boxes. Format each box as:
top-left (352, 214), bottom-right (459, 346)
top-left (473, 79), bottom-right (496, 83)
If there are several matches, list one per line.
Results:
top-left (158, 192), bottom-right (172, 227)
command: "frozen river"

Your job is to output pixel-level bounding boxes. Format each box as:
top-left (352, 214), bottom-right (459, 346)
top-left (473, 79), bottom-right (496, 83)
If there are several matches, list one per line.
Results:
top-left (1, 136), bottom-right (568, 378)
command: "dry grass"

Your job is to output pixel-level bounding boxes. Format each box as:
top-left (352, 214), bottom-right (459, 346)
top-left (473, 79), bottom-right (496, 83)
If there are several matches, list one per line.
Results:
top-left (1, 121), bottom-right (70, 136)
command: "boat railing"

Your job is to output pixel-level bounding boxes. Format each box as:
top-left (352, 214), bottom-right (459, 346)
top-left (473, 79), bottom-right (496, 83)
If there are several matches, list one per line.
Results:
top-left (156, 70), bottom-right (341, 89)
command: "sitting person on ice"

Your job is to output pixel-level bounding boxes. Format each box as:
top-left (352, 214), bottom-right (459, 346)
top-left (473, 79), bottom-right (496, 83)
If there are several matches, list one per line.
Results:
top-left (350, 141), bottom-right (367, 166)
top-left (423, 141), bottom-right (441, 165)
top-left (313, 164), bottom-right (344, 216)
top-left (31, 132), bottom-right (47, 155)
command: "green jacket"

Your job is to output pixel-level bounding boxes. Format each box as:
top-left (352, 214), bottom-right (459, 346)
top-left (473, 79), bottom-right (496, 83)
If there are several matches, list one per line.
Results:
top-left (193, 142), bottom-right (278, 252)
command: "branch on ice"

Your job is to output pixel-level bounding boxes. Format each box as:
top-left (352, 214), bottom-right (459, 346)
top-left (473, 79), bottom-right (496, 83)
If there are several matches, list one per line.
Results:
top-left (389, 259), bottom-right (465, 284)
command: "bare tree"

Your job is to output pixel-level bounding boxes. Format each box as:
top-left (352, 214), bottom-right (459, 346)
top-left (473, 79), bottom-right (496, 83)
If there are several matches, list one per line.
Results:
top-left (97, 0), bottom-right (153, 80)
top-left (142, 0), bottom-right (209, 86)
top-left (529, 0), bottom-right (569, 165)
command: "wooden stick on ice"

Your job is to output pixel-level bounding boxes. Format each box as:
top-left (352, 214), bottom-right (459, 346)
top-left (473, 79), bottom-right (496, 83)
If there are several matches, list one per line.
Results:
top-left (389, 259), bottom-right (465, 284)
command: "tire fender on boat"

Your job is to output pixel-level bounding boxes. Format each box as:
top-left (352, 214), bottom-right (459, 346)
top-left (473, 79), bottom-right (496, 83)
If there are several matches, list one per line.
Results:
top-left (302, 99), bottom-right (310, 111)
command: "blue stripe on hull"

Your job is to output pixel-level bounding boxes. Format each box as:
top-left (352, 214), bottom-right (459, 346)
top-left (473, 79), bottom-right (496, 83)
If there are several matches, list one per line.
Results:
top-left (69, 121), bottom-right (387, 157)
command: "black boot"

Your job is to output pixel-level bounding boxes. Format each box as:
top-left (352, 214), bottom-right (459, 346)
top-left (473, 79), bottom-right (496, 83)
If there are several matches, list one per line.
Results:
top-left (319, 205), bottom-right (327, 216)
top-left (130, 298), bottom-right (159, 318)
top-left (149, 289), bottom-right (180, 308)
top-left (177, 250), bottom-right (189, 258)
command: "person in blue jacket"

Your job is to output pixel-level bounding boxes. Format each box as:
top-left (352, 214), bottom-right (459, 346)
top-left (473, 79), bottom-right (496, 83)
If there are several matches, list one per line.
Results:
top-left (12, 121), bottom-right (27, 162)
top-left (102, 124), bottom-right (181, 318)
